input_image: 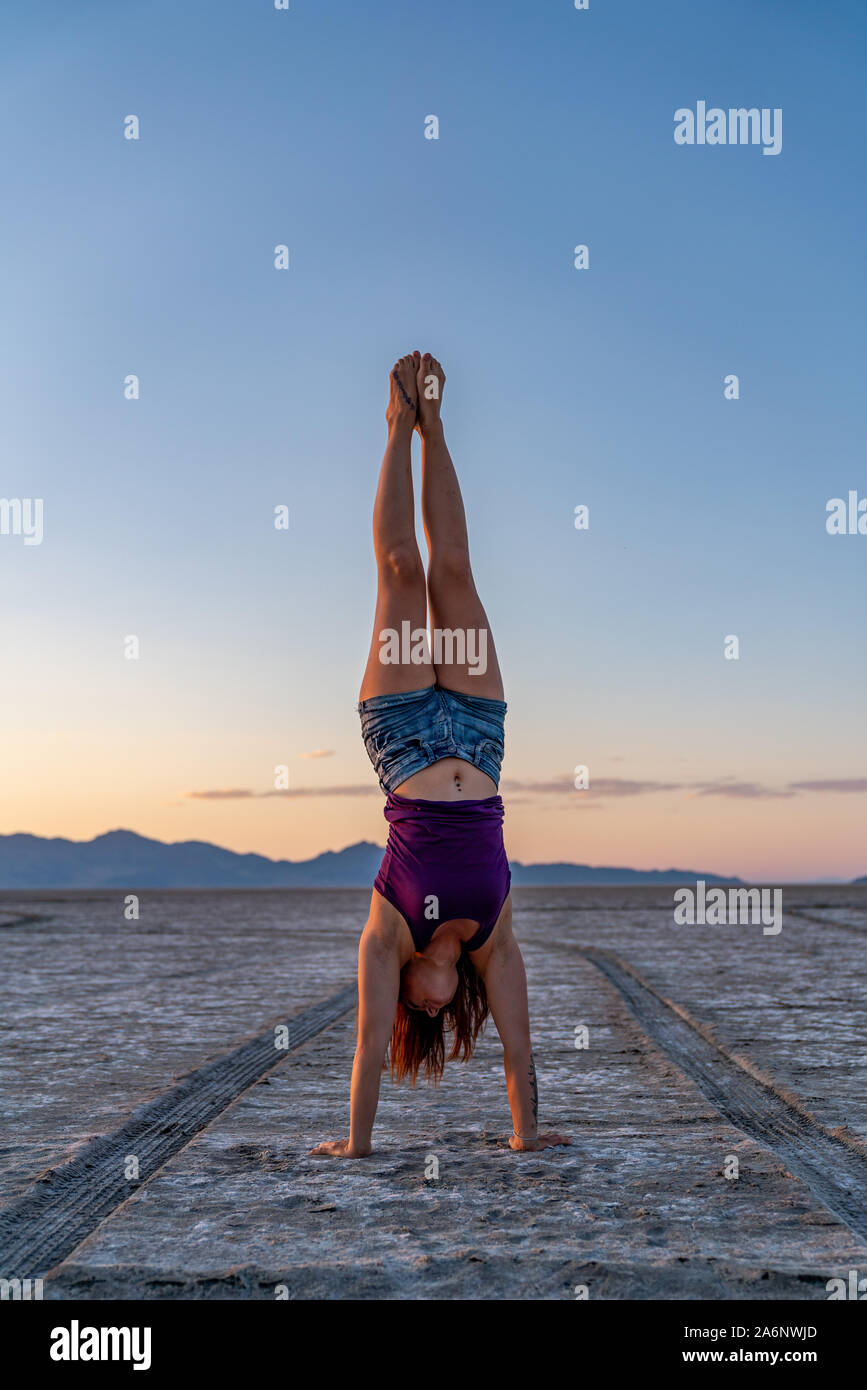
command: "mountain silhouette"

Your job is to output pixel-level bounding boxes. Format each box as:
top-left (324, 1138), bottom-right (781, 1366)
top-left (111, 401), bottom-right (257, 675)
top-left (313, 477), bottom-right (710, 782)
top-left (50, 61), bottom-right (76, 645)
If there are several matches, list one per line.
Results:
top-left (0, 829), bottom-right (755, 889)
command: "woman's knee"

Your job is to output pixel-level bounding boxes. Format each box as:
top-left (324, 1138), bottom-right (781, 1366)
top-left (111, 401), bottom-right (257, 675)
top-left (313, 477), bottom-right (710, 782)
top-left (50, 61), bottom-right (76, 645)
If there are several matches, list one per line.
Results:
top-left (428, 546), bottom-right (474, 593)
top-left (377, 543), bottom-right (426, 592)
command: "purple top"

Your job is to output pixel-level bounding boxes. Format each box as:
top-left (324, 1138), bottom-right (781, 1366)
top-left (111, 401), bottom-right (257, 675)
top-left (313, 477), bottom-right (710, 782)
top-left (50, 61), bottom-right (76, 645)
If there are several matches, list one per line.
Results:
top-left (373, 792), bottom-right (511, 952)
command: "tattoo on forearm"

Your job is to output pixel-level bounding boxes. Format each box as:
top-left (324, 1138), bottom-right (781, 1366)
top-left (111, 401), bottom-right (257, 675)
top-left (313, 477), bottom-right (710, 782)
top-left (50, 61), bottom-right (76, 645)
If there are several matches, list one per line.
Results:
top-left (392, 369), bottom-right (416, 412)
top-left (529, 1053), bottom-right (538, 1125)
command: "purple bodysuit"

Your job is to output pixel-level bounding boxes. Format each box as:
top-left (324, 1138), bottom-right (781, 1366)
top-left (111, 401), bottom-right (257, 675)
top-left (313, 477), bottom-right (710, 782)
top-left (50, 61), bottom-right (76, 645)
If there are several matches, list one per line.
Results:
top-left (373, 792), bottom-right (511, 951)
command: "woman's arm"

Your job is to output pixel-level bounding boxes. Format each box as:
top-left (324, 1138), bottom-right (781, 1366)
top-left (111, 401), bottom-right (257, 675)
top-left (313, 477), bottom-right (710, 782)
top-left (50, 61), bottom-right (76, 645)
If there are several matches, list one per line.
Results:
top-left (310, 923), bottom-right (400, 1158)
top-left (477, 920), bottom-right (571, 1152)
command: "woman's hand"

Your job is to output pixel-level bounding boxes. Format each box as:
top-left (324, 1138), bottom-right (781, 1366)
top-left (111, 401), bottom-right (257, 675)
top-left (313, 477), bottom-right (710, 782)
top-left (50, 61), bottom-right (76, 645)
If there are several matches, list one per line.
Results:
top-left (309, 1138), bottom-right (372, 1159)
top-left (509, 1131), bottom-right (572, 1153)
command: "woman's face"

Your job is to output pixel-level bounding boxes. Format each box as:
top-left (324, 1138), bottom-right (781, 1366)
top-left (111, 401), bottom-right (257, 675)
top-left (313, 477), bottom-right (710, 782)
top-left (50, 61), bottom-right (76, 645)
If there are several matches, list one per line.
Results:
top-left (401, 956), bottom-right (458, 1017)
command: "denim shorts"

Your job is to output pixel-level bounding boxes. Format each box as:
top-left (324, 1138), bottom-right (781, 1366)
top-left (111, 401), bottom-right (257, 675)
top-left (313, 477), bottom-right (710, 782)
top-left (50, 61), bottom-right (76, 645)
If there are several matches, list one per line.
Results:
top-left (358, 684), bottom-right (507, 793)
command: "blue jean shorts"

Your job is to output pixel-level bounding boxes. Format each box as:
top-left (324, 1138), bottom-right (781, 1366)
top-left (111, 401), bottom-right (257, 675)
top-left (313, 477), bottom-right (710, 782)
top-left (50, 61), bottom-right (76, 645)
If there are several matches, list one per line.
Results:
top-left (359, 684), bottom-right (507, 793)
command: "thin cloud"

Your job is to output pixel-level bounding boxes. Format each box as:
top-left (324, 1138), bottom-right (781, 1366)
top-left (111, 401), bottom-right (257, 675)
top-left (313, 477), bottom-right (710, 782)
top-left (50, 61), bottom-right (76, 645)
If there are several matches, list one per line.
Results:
top-left (300, 749), bottom-right (335, 760)
top-left (260, 784), bottom-right (379, 798)
top-left (691, 781), bottom-right (796, 800)
top-left (787, 778), bottom-right (867, 793)
top-left (187, 788), bottom-right (256, 800)
top-left (185, 774), bottom-right (867, 805)
top-left (588, 778), bottom-right (683, 797)
top-left (501, 776), bottom-right (683, 797)
top-left (186, 784), bottom-right (378, 800)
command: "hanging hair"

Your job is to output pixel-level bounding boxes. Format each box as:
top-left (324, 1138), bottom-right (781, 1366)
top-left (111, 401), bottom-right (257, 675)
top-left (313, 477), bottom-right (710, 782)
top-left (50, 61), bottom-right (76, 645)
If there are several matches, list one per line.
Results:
top-left (388, 951), bottom-right (489, 1085)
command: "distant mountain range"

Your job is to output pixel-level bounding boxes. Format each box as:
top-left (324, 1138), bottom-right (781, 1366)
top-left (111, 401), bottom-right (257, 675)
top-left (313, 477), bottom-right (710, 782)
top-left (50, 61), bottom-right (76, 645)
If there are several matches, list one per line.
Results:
top-left (0, 829), bottom-right (766, 889)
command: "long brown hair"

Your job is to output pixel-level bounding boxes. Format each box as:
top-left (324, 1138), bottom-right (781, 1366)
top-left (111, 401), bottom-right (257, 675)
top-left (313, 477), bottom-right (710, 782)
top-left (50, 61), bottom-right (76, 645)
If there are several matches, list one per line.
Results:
top-left (388, 952), bottom-right (489, 1085)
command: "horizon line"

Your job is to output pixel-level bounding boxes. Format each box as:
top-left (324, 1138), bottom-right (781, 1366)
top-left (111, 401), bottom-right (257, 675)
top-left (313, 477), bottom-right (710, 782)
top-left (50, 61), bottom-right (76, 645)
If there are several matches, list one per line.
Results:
top-left (0, 826), bottom-right (863, 885)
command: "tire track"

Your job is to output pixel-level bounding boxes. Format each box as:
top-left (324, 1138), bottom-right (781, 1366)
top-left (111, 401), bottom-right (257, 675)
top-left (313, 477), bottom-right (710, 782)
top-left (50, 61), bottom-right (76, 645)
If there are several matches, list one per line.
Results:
top-left (785, 908), bottom-right (867, 938)
top-left (0, 984), bottom-right (357, 1279)
top-left (579, 947), bottom-right (867, 1242)
top-left (0, 912), bottom-right (55, 930)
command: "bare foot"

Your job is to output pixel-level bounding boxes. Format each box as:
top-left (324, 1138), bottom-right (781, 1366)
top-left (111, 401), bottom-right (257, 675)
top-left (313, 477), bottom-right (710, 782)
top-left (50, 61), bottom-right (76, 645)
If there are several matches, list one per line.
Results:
top-left (509, 1131), bottom-right (572, 1153)
top-left (309, 1138), bottom-right (372, 1159)
top-left (386, 353), bottom-right (419, 432)
top-left (415, 352), bottom-right (445, 435)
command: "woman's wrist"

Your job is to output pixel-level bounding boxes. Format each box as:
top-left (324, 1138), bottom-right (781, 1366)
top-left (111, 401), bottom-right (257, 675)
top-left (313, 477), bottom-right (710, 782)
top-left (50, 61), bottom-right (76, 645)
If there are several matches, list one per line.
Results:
top-left (349, 1126), bottom-right (373, 1151)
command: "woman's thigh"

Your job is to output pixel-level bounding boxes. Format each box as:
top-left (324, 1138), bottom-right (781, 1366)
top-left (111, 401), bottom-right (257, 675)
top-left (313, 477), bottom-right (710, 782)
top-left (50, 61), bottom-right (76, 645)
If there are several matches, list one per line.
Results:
top-left (359, 570), bottom-right (435, 702)
top-left (426, 578), bottom-right (504, 700)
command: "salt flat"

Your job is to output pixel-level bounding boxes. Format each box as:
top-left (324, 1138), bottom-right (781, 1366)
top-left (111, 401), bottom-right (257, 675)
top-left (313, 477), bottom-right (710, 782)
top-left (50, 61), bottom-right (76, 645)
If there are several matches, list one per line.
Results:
top-left (1, 886), bottom-right (865, 1299)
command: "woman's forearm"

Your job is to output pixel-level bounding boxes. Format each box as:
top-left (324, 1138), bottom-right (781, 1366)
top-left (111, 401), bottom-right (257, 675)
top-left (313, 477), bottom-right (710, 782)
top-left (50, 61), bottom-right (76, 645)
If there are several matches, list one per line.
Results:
top-left (504, 1048), bottom-right (538, 1138)
top-left (348, 1045), bottom-right (385, 1153)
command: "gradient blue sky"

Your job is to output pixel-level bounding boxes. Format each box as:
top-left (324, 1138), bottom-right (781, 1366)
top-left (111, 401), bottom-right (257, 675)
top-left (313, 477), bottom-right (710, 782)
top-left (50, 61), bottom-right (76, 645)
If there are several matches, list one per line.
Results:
top-left (1, 0), bottom-right (865, 879)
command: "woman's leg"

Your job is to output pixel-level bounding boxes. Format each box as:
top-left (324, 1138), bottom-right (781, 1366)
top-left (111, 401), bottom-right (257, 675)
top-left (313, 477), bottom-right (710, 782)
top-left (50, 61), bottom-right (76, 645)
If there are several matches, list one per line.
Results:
top-left (359, 354), bottom-right (435, 702)
top-left (416, 354), bottom-right (504, 700)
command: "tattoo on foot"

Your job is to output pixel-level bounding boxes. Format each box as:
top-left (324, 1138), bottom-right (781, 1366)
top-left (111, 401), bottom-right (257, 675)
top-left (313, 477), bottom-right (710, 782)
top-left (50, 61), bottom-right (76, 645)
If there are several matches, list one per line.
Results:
top-left (529, 1053), bottom-right (538, 1125)
top-left (392, 369), bottom-right (415, 412)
